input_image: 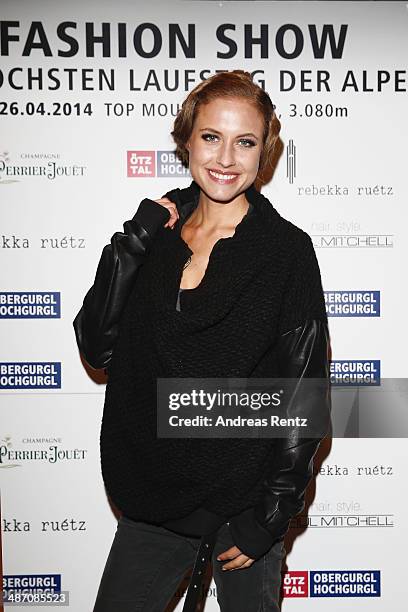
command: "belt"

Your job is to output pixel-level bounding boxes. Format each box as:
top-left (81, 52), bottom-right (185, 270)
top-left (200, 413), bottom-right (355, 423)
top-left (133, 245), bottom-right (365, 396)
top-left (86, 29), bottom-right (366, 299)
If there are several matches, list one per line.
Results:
top-left (181, 528), bottom-right (219, 612)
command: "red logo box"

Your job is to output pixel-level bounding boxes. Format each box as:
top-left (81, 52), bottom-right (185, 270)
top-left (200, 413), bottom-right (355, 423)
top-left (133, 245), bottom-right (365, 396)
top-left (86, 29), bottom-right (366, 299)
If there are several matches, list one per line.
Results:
top-left (127, 151), bottom-right (155, 177)
top-left (282, 571), bottom-right (309, 598)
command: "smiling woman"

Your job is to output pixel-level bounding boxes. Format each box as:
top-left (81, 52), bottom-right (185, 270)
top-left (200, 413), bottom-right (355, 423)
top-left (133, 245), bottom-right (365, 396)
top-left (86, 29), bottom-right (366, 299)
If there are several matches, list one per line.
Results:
top-left (172, 71), bottom-right (281, 187)
top-left (167, 73), bottom-right (281, 293)
top-left (74, 69), bottom-right (331, 612)
top-left (186, 97), bottom-right (264, 192)
top-left (169, 95), bottom-right (266, 291)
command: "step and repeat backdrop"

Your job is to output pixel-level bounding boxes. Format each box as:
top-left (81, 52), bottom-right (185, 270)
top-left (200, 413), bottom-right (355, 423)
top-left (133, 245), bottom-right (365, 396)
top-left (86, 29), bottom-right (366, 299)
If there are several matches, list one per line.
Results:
top-left (1, 1), bottom-right (407, 610)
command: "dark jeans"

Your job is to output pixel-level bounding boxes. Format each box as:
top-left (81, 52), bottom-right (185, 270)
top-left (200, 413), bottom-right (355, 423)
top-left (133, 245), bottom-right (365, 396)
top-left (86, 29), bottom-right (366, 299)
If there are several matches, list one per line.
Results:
top-left (93, 514), bottom-right (286, 612)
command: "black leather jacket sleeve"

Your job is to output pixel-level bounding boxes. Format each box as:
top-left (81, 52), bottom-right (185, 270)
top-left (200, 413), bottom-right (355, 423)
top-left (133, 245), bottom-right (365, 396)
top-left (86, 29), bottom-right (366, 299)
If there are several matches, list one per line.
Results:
top-left (73, 198), bottom-right (170, 370)
top-left (228, 318), bottom-right (331, 560)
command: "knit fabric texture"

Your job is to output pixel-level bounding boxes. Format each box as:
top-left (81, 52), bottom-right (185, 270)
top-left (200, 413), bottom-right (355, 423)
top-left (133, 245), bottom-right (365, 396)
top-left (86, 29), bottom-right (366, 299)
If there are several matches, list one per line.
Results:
top-left (100, 180), bottom-right (328, 524)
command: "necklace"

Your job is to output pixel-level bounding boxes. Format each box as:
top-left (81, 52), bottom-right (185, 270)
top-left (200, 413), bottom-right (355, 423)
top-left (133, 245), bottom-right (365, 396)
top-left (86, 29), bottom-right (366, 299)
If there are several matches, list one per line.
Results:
top-left (183, 255), bottom-right (192, 270)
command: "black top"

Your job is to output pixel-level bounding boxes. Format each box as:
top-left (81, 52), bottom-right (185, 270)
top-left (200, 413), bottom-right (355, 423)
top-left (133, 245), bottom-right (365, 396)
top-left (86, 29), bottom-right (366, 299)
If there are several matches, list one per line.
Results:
top-left (94, 180), bottom-right (329, 558)
top-left (175, 201), bottom-right (254, 312)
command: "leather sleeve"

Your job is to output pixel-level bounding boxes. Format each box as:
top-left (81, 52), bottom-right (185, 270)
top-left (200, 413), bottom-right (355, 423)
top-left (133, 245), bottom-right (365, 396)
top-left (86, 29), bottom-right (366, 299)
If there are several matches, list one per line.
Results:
top-left (73, 198), bottom-right (170, 370)
top-left (228, 318), bottom-right (331, 559)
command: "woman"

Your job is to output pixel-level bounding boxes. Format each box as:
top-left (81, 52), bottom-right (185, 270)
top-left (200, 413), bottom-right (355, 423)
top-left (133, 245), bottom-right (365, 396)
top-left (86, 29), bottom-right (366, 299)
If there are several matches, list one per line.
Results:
top-left (73, 70), bottom-right (331, 612)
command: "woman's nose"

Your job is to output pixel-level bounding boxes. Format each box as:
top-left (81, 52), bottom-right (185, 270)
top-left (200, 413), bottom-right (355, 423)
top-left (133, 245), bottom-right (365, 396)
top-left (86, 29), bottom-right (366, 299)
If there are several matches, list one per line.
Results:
top-left (216, 142), bottom-right (237, 167)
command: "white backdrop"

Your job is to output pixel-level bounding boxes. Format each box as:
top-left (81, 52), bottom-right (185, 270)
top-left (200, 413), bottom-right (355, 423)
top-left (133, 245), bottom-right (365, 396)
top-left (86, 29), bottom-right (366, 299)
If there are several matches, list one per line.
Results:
top-left (1, 1), bottom-right (407, 610)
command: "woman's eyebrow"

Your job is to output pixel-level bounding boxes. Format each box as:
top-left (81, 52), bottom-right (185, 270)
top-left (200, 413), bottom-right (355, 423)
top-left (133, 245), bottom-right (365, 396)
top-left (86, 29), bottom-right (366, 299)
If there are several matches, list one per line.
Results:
top-left (199, 127), bottom-right (259, 139)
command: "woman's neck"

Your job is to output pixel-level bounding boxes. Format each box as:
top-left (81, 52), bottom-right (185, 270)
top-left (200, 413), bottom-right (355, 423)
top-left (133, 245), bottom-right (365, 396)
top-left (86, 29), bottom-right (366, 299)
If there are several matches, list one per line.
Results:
top-left (185, 190), bottom-right (250, 234)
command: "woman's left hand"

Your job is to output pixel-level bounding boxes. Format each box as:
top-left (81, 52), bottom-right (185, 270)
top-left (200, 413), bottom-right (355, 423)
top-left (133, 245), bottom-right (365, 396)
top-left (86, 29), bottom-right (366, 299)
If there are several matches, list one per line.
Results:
top-left (216, 545), bottom-right (255, 571)
top-left (153, 196), bottom-right (179, 229)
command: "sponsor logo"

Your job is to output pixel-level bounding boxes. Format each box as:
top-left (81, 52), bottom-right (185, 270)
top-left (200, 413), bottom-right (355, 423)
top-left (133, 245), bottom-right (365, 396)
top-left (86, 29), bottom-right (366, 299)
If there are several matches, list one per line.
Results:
top-left (127, 150), bottom-right (155, 176)
top-left (3, 574), bottom-right (63, 603)
top-left (0, 235), bottom-right (86, 249)
top-left (3, 574), bottom-right (61, 593)
top-left (157, 151), bottom-right (190, 177)
top-left (283, 570), bottom-right (381, 598)
top-left (0, 435), bottom-right (87, 468)
top-left (310, 570), bottom-right (381, 597)
top-left (325, 291), bottom-right (380, 316)
top-left (0, 362), bottom-right (61, 389)
top-left (0, 151), bottom-right (86, 183)
top-left (2, 516), bottom-right (87, 532)
top-left (282, 571), bottom-right (309, 597)
top-left (312, 234), bottom-right (393, 248)
top-left (330, 360), bottom-right (380, 385)
top-left (0, 292), bottom-right (60, 318)
top-left (291, 514), bottom-right (394, 528)
top-left (127, 150), bottom-right (190, 177)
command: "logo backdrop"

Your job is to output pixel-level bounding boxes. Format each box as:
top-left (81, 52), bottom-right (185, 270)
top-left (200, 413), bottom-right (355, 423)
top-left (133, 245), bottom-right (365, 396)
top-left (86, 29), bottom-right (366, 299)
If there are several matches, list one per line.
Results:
top-left (1, 1), bottom-right (407, 610)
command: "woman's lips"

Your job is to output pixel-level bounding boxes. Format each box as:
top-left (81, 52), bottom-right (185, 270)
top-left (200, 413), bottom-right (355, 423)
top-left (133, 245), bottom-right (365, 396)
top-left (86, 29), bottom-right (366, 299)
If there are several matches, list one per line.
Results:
top-left (206, 168), bottom-right (239, 184)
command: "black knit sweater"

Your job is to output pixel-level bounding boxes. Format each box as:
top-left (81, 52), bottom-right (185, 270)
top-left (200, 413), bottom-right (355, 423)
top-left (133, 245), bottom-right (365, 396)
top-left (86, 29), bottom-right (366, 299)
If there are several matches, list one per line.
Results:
top-left (99, 180), bottom-right (327, 543)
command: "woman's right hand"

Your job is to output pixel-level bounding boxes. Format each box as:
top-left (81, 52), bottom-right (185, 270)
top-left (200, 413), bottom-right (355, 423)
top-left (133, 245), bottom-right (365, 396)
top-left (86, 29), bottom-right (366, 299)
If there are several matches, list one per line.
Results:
top-left (152, 197), bottom-right (180, 229)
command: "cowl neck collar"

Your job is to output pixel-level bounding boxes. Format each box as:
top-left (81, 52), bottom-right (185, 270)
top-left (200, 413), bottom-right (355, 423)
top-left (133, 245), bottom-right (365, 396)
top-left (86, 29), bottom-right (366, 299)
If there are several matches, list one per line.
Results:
top-left (164, 179), bottom-right (279, 235)
top-left (151, 179), bottom-right (282, 334)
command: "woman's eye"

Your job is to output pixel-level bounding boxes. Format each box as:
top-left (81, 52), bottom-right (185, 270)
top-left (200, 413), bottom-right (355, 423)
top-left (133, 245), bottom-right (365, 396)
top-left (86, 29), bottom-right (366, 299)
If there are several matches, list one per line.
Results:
top-left (202, 133), bottom-right (218, 142)
top-left (239, 138), bottom-right (256, 147)
top-left (201, 133), bottom-right (256, 147)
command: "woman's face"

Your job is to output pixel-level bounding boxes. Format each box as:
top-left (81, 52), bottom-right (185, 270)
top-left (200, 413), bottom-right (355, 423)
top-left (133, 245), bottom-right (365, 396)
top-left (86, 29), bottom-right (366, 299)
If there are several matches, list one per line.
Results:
top-left (185, 96), bottom-right (264, 203)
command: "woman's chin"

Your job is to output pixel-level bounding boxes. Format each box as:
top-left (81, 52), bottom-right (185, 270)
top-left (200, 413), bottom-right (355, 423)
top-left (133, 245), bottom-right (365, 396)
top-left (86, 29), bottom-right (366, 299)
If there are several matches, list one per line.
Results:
top-left (192, 172), bottom-right (251, 202)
